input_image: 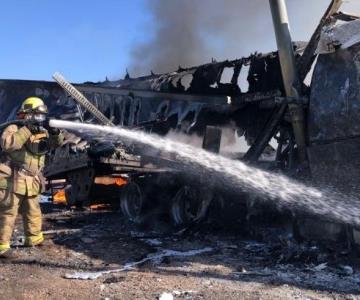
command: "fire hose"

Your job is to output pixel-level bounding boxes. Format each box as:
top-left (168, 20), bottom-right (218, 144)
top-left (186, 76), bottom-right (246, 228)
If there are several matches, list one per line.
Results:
top-left (0, 120), bottom-right (27, 130)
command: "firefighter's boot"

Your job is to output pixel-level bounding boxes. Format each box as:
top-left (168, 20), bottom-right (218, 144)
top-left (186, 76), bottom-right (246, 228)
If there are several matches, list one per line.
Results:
top-left (24, 232), bottom-right (44, 247)
top-left (0, 245), bottom-right (16, 260)
top-left (0, 242), bottom-right (10, 258)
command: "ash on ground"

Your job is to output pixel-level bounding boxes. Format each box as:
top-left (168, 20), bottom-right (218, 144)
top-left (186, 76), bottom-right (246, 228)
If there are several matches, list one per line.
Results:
top-left (1, 203), bottom-right (360, 300)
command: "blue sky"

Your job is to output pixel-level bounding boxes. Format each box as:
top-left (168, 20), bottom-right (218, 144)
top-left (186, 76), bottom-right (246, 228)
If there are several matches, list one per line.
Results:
top-left (0, 0), bottom-right (149, 82)
top-left (1, 1), bottom-right (359, 83)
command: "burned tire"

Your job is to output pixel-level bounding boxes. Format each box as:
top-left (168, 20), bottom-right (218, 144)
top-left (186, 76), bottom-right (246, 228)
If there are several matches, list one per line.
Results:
top-left (170, 185), bottom-right (210, 227)
top-left (120, 182), bottom-right (144, 222)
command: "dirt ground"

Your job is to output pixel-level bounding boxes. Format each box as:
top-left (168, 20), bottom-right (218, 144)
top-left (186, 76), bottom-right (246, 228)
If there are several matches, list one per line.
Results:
top-left (1, 203), bottom-right (360, 300)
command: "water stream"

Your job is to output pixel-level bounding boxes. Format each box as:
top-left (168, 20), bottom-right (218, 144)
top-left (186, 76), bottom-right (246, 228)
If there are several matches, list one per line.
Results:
top-left (50, 119), bottom-right (360, 226)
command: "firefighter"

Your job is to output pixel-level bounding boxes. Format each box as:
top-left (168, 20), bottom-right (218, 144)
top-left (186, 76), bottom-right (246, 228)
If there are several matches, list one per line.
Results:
top-left (0, 97), bottom-right (63, 258)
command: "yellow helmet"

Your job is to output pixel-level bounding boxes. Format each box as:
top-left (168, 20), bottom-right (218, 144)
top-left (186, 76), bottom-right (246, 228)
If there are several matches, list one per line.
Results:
top-left (19, 97), bottom-right (48, 114)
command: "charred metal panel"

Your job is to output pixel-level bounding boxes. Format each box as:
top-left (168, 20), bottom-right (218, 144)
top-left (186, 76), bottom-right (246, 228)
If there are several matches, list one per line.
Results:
top-left (247, 52), bottom-right (284, 94)
top-left (99, 54), bottom-right (285, 96)
top-left (308, 44), bottom-right (360, 191)
top-left (308, 44), bottom-right (360, 143)
top-left (101, 59), bottom-right (243, 95)
top-left (79, 86), bottom-right (231, 133)
top-left (308, 138), bottom-right (360, 191)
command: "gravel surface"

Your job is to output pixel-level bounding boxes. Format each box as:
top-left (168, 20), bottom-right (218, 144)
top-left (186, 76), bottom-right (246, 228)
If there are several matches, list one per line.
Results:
top-left (1, 204), bottom-right (360, 300)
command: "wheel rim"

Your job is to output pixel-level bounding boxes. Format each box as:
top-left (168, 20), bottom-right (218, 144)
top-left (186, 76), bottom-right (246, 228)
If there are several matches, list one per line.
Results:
top-left (170, 186), bottom-right (206, 226)
top-left (120, 183), bottom-right (143, 221)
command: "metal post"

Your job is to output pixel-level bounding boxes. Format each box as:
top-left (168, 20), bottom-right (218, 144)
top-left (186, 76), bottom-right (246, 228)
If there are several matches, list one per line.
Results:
top-left (269, 0), bottom-right (307, 163)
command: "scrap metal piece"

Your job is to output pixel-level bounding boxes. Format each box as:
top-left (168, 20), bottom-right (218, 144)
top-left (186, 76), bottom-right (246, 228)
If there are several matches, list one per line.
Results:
top-left (308, 43), bottom-right (360, 193)
top-left (332, 11), bottom-right (360, 22)
top-left (297, 0), bottom-right (343, 82)
top-left (317, 19), bottom-right (360, 54)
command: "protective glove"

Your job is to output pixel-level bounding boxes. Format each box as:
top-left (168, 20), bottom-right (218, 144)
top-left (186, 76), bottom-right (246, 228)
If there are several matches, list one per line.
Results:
top-left (43, 119), bottom-right (60, 135)
top-left (27, 124), bottom-right (41, 134)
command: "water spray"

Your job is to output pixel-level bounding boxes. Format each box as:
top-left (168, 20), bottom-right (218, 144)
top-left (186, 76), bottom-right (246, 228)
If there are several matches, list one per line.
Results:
top-left (50, 119), bottom-right (360, 227)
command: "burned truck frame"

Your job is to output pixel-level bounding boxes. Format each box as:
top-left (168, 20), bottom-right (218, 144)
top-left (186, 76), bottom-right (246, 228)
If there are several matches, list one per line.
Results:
top-left (0, 0), bottom-right (359, 240)
top-left (0, 49), bottom-right (295, 225)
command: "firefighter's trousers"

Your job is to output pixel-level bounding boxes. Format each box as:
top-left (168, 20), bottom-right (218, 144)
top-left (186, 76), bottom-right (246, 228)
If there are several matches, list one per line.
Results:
top-left (0, 189), bottom-right (43, 250)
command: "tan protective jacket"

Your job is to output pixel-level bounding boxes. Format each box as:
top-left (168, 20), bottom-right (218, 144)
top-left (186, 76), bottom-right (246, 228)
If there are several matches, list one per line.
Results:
top-left (0, 125), bottom-right (63, 196)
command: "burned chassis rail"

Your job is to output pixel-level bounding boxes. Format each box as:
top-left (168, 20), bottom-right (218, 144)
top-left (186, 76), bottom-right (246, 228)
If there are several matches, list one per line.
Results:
top-left (44, 153), bottom-right (177, 179)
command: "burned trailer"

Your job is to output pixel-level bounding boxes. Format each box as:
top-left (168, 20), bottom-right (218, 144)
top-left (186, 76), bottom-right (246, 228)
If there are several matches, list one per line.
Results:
top-left (52, 0), bottom-right (360, 239)
top-left (0, 48), bottom-right (294, 226)
top-left (67, 45), bottom-right (303, 229)
top-left (72, 53), bottom-right (292, 227)
top-left (86, 51), bottom-right (289, 139)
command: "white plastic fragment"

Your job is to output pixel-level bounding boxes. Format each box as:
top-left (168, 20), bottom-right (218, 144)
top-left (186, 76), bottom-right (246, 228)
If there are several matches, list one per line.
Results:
top-left (159, 292), bottom-right (173, 300)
